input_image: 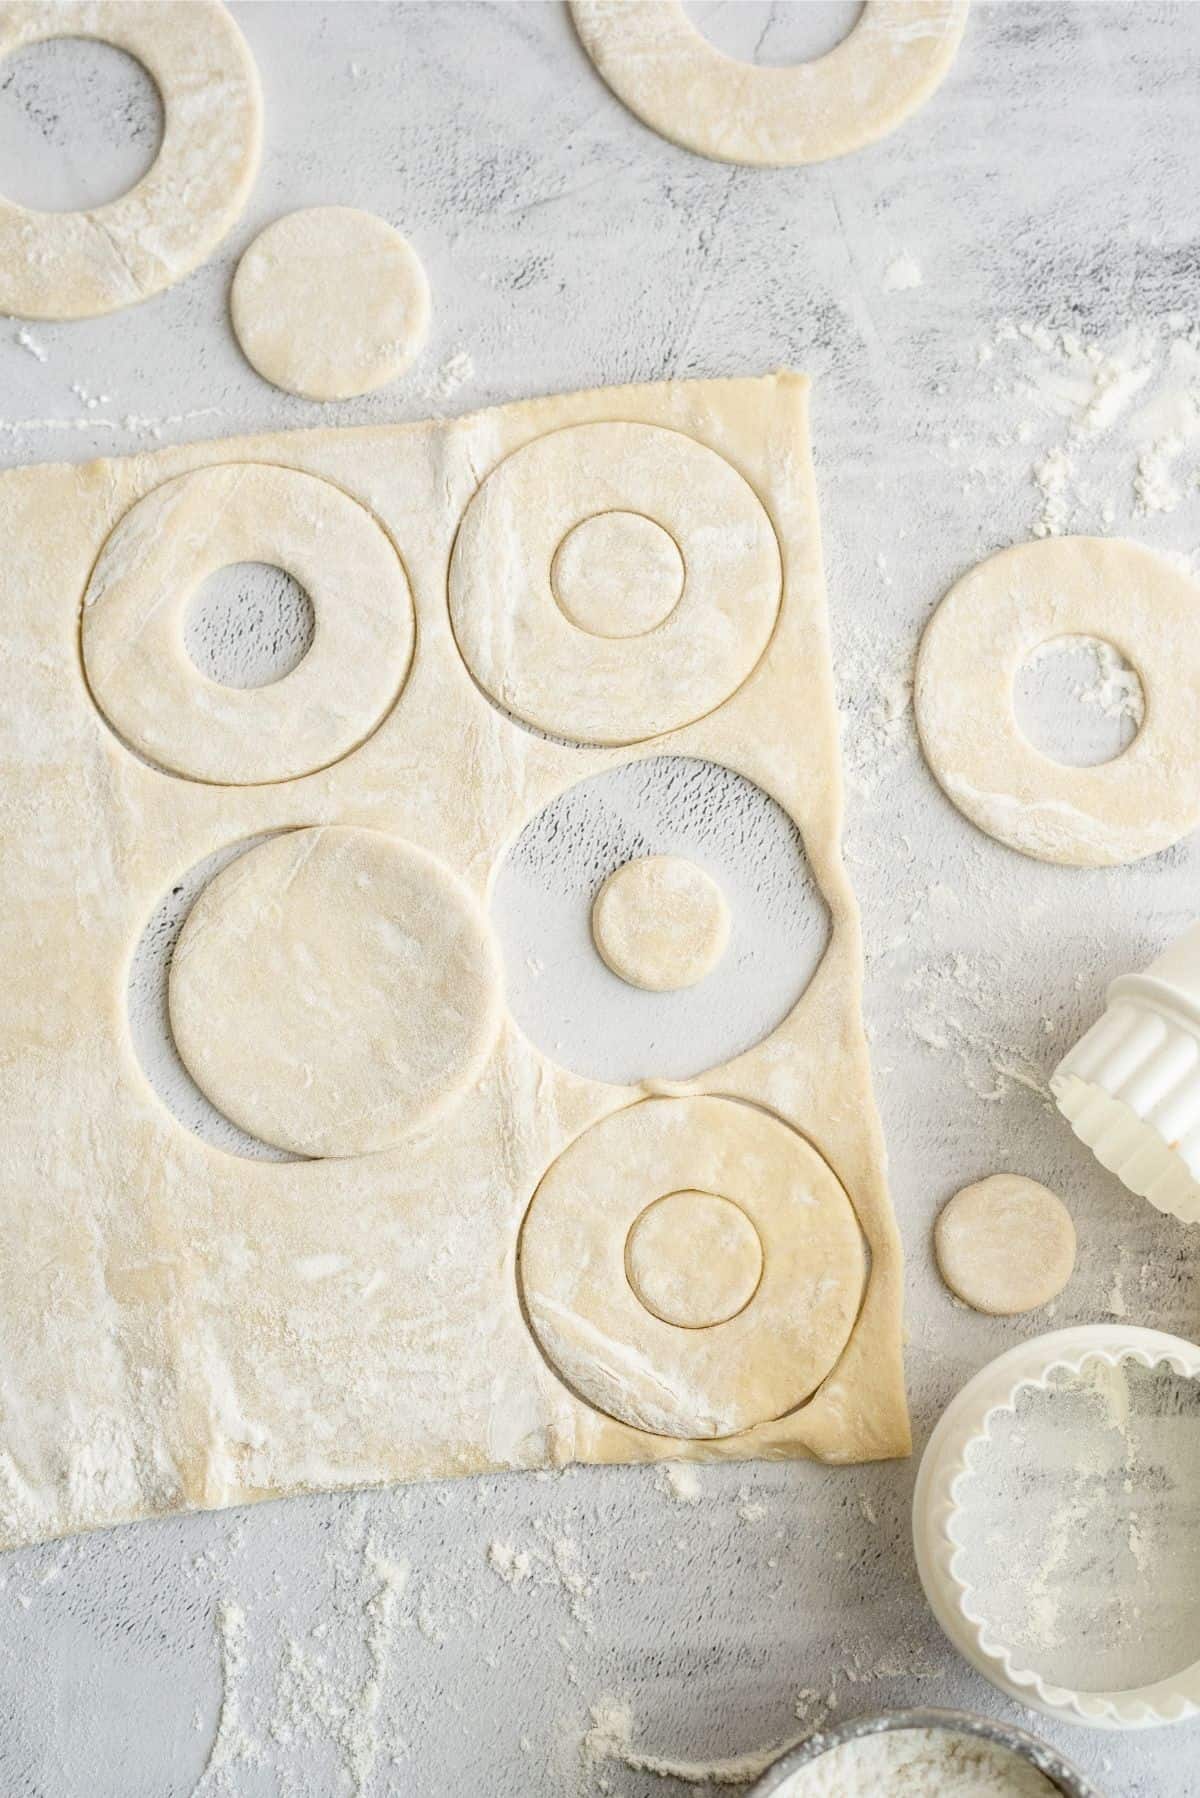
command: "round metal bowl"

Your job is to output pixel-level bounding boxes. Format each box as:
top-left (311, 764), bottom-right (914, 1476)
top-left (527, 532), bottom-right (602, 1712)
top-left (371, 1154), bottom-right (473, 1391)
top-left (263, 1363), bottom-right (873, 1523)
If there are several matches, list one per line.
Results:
top-left (748, 1707), bottom-right (1103, 1796)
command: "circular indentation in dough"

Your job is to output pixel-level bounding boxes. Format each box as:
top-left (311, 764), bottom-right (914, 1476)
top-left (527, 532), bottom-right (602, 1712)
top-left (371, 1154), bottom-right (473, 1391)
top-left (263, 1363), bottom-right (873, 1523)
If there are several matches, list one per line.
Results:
top-left (493, 756), bottom-right (830, 1085)
top-left (1014, 635), bottom-right (1144, 769)
top-left (449, 422), bottom-right (781, 746)
top-left (569, 0), bottom-right (967, 168)
top-left (81, 463), bottom-right (414, 786)
top-left (519, 1096), bottom-right (865, 1438)
top-left (591, 853), bottom-right (729, 991)
top-left (230, 207), bottom-right (431, 402)
top-left (625, 1189), bottom-right (763, 1328)
top-left (915, 536), bottom-right (1200, 867)
top-left (0, 1), bottom-right (260, 320)
top-left (184, 562), bottom-right (316, 690)
top-left (168, 826), bottom-right (502, 1159)
top-left (551, 511), bottom-right (685, 638)
top-left (935, 1175), bottom-right (1076, 1316)
top-left (0, 36), bottom-right (163, 211)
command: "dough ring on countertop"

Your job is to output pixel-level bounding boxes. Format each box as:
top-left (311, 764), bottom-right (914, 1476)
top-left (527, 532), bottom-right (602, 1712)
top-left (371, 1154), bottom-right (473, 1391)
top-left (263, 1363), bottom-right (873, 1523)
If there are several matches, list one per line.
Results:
top-left (231, 207), bottom-right (430, 400)
top-left (449, 421), bottom-right (781, 745)
top-left (570, 0), bottom-right (968, 168)
top-left (591, 854), bottom-right (729, 991)
top-left (81, 462), bottom-right (414, 785)
top-left (519, 1096), bottom-right (865, 1439)
top-left (168, 826), bottom-right (503, 1160)
top-left (935, 1175), bottom-right (1076, 1316)
top-left (0, 0), bottom-right (261, 319)
top-left (915, 536), bottom-right (1200, 867)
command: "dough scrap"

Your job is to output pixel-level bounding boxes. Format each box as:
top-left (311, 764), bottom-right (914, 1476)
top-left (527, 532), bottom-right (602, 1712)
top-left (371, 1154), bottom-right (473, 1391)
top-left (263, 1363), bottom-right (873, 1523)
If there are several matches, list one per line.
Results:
top-left (231, 207), bottom-right (430, 401)
top-left (592, 853), bottom-right (729, 991)
top-left (0, 0), bottom-right (261, 320)
top-left (570, 0), bottom-right (967, 168)
top-left (915, 536), bottom-right (1200, 867)
top-left (0, 373), bottom-right (908, 1552)
top-left (935, 1175), bottom-right (1076, 1316)
top-left (169, 827), bottom-right (503, 1160)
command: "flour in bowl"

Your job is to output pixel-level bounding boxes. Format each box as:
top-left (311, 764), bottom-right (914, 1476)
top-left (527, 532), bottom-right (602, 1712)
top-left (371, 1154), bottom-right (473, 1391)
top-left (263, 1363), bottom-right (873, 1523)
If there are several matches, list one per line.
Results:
top-left (774, 1728), bottom-right (1059, 1796)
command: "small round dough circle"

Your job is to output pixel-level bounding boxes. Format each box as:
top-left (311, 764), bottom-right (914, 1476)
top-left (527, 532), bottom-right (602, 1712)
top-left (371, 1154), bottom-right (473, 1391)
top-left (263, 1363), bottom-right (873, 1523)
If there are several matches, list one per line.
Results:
top-left (935, 1175), bottom-right (1076, 1316)
top-left (551, 510), bottom-right (685, 637)
top-left (0, 0), bottom-right (261, 320)
top-left (915, 536), bottom-right (1200, 867)
top-left (81, 462), bottom-right (414, 785)
top-left (449, 422), bottom-right (781, 746)
top-left (168, 826), bottom-right (503, 1160)
top-left (519, 1096), bottom-right (865, 1439)
top-left (569, 0), bottom-right (968, 168)
top-left (231, 207), bottom-right (430, 401)
top-left (625, 1190), bottom-right (763, 1328)
top-left (591, 854), bottom-right (729, 991)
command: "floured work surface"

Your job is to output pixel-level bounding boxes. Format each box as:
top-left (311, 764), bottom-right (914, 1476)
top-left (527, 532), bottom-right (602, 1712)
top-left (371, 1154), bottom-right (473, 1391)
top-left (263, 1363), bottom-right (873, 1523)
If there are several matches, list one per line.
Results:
top-left (0, 373), bottom-right (908, 1552)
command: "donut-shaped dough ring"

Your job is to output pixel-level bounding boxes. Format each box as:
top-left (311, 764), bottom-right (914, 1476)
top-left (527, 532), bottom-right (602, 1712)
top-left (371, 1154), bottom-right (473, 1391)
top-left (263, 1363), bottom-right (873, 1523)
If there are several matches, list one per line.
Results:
top-left (82, 463), bottom-right (414, 786)
top-left (570, 0), bottom-right (968, 169)
top-left (519, 1096), bottom-right (865, 1440)
top-left (449, 422), bottom-right (782, 746)
top-left (915, 536), bottom-right (1200, 867)
top-left (0, 1), bottom-right (261, 319)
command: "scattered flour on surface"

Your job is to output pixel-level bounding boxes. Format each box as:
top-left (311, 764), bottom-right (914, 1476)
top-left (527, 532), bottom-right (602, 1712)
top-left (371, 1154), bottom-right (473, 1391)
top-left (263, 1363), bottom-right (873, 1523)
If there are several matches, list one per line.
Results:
top-left (660, 1462), bottom-right (702, 1506)
top-left (882, 253), bottom-right (922, 292)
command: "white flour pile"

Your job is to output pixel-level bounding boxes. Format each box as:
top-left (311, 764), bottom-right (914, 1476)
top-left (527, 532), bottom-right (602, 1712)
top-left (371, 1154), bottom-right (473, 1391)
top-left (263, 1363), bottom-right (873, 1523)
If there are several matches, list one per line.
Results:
top-left (773, 1728), bottom-right (1057, 1796)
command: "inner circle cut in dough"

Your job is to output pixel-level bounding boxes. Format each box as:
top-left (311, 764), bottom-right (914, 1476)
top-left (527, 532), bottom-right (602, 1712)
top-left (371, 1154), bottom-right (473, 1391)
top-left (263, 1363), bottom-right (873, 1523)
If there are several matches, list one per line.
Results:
top-left (591, 854), bottom-right (729, 991)
top-left (231, 207), bottom-right (431, 402)
top-left (934, 1175), bottom-right (1076, 1316)
top-left (519, 1096), bottom-right (865, 1439)
top-left (0, 0), bottom-right (261, 320)
top-left (168, 826), bottom-right (503, 1160)
top-left (570, 0), bottom-right (967, 168)
top-left (81, 462), bottom-right (414, 785)
top-left (625, 1190), bottom-right (763, 1328)
top-left (551, 510), bottom-right (685, 638)
top-left (449, 421), bottom-right (781, 746)
top-left (915, 536), bottom-right (1200, 867)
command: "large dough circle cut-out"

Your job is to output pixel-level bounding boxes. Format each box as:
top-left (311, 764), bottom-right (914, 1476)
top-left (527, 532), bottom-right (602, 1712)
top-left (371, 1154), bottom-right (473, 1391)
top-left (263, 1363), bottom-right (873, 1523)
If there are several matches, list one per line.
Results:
top-left (0, 0), bottom-right (261, 319)
top-left (519, 1096), bottom-right (865, 1439)
top-left (82, 463), bottom-right (414, 785)
top-left (449, 422), bottom-right (781, 746)
top-left (915, 536), bottom-right (1200, 867)
top-left (168, 827), bottom-right (502, 1159)
top-left (570, 0), bottom-right (968, 169)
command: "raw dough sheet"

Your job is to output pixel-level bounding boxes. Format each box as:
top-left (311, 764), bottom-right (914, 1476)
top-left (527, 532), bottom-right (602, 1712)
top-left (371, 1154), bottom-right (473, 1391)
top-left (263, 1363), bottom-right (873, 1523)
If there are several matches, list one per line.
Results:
top-left (0, 373), bottom-right (908, 1553)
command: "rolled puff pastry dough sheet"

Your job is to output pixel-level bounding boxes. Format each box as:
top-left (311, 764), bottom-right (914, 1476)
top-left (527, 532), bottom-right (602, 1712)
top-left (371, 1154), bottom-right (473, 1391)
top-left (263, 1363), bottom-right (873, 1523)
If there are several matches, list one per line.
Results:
top-left (0, 374), bottom-right (907, 1552)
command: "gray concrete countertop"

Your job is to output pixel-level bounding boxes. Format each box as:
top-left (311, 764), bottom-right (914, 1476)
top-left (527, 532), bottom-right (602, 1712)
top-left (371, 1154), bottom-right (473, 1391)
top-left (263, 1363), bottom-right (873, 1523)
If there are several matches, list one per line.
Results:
top-left (1, 4), bottom-right (1198, 1793)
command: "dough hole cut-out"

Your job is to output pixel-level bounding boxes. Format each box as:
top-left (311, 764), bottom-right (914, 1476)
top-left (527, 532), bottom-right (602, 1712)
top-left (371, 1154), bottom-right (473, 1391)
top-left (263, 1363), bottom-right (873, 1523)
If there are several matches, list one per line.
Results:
top-left (519, 1096), bottom-right (865, 1439)
top-left (570, 0), bottom-right (968, 168)
top-left (1013, 635), bottom-right (1143, 769)
top-left (915, 536), bottom-right (1200, 867)
top-left (935, 1175), bottom-right (1076, 1317)
top-left (0, 0), bottom-right (261, 319)
top-left (168, 826), bottom-right (503, 1160)
top-left (493, 755), bottom-right (830, 1085)
top-left (592, 853), bottom-right (729, 991)
top-left (231, 206), bottom-right (431, 401)
top-left (184, 562), bottom-right (316, 690)
top-left (0, 35), bottom-right (163, 211)
top-left (81, 462), bottom-right (414, 786)
top-left (625, 1189), bottom-right (763, 1328)
top-left (551, 510), bottom-right (685, 638)
top-left (449, 421), bottom-right (781, 746)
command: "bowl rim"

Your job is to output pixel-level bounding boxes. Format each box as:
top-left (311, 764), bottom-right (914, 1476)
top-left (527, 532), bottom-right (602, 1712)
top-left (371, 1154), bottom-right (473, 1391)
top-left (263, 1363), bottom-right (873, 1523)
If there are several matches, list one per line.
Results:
top-left (746, 1706), bottom-right (1104, 1796)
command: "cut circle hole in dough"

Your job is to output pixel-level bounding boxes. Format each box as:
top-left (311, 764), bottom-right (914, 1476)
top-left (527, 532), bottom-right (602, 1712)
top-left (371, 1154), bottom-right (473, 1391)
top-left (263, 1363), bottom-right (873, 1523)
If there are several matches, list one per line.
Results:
top-left (0, 0), bottom-right (261, 319)
top-left (1013, 634), bottom-right (1144, 770)
top-left (0, 35), bottom-right (163, 212)
top-left (450, 420), bottom-right (781, 746)
top-left (625, 1189), bottom-right (763, 1328)
top-left (570, 0), bottom-right (968, 168)
top-left (184, 561), bottom-right (316, 690)
top-left (551, 510), bottom-right (685, 638)
top-left (81, 462), bottom-right (414, 785)
top-left (591, 852), bottom-right (729, 991)
top-left (231, 206), bottom-right (431, 402)
top-left (168, 825), bottom-right (503, 1160)
top-left (915, 535), bottom-right (1200, 867)
top-left (934, 1174), bottom-right (1076, 1316)
top-left (519, 1095), bottom-right (865, 1439)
